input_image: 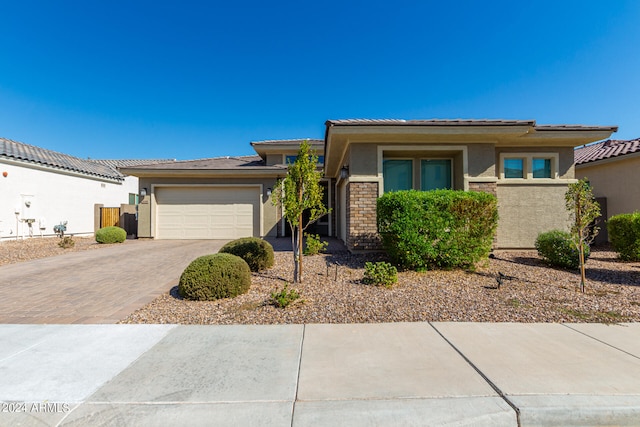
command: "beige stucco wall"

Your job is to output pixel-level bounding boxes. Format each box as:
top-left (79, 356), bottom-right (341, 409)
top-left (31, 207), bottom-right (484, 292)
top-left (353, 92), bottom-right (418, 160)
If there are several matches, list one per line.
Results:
top-left (136, 176), bottom-right (280, 238)
top-left (577, 155), bottom-right (640, 218)
top-left (496, 183), bottom-right (571, 248)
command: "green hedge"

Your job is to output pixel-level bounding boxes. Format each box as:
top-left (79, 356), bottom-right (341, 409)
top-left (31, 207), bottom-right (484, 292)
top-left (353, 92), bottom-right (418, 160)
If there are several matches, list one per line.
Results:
top-left (219, 237), bottom-right (274, 272)
top-left (178, 253), bottom-right (251, 301)
top-left (535, 230), bottom-right (590, 269)
top-left (608, 212), bottom-right (640, 261)
top-left (95, 226), bottom-right (127, 244)
top-left (377, 190), bottom-right (498, 270)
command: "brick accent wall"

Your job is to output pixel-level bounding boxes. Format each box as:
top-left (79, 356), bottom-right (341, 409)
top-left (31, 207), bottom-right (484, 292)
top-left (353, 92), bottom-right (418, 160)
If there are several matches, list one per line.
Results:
top-left (468, 181), bottom-right (497, 196)
top-left (346, 181), bottom-right (382, 251)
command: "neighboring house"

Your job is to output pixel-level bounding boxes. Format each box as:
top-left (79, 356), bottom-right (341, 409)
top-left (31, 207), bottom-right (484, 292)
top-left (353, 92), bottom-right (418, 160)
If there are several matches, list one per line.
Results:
top-left (121, 119), bottom-right (617, 250)
top-left (0, 136), bottom-right (172, 240)
top-left (575, 138), bottom-right (640, 217)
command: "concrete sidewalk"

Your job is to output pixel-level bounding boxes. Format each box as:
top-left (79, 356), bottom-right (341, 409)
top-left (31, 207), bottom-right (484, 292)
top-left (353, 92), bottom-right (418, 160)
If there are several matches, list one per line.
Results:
top-left (1, 322), bottom-right (639, 427)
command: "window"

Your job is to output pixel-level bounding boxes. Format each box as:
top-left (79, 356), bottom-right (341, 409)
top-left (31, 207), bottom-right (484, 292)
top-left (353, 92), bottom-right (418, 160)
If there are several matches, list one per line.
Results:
top-left (383, 159), bottom-right (413, 192)
top-left (503, 158), bottom-right (524, 179)
top-left (285, 155), bottom-right (324, 165)
top-left (499, 153), bottom-right (558, 180)
top-left (421, 159), bottom-right (452, 190)
top-left (128, 193), bottom-right (139, 205)
top-left (533, 158), bottom-right (551, 178)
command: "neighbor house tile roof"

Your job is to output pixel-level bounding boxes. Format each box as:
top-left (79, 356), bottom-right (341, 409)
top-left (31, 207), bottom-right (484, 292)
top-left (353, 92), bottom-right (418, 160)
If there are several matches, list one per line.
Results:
top-left (0, 137), bottom-right (124, 181)
top-left (575, 138), bottom-right (640, 165)
top-left (89, 159), bottom-right (176, 169)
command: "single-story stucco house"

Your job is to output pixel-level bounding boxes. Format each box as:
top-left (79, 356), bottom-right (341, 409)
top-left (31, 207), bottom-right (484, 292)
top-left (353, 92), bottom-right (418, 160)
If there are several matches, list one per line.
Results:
top-left (121, 119), bottom-right (617, 250)
top-left (575, 138), bottom-right (640, 217)
top-left (0, 136), bottom-right (172, 240)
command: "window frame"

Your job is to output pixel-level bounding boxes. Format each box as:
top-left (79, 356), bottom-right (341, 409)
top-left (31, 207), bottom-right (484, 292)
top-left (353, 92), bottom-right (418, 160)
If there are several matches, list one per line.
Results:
top-left (499, 153), bottom-right (559, 182)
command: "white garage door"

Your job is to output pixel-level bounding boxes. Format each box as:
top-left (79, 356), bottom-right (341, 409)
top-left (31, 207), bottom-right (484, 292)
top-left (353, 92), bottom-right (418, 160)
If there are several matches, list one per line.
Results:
top-left (155, 186), bottom-right (259, 239)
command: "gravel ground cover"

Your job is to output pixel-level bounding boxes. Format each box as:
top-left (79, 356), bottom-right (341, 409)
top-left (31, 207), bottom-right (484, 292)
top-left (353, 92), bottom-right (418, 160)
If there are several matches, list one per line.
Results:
top-left (2, 236), bottom-right (638, 324)
top-left (121, 242), bottom-right (640, 324)
top-left (0, 236), bottom-right (105, 266)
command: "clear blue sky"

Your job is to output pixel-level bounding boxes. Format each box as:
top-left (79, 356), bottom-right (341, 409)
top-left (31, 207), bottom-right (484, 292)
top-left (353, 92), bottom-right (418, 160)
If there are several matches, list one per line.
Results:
top-left (1, 1), bottom-right (639, 160)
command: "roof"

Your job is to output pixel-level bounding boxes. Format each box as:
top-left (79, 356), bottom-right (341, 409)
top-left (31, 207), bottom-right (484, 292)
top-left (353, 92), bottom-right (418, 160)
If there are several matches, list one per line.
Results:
top-left (0, 137), bottom-right (124, 181)
top-left (325, 119), bottom-right (618, 132)
top-left (325, 119), bottom-right (537, 126)
top-left (575, 138), bottom-right (640, 165)
top-left (250, 138), bottom-right (323, 146)
top-left (120, 155), bottom-right (286, 171)
top-left (89, 159), bottom-right (176, 169)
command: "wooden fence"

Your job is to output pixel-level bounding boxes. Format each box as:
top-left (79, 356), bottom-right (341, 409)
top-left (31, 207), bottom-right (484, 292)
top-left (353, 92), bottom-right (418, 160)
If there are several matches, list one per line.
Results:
top-left (100, 207), bottom-right (120, 228)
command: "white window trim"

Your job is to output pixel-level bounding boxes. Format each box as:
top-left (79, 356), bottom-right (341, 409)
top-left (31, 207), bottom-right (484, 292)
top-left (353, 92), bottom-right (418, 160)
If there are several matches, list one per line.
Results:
top-left (498, 152), bottom-right (559, 182)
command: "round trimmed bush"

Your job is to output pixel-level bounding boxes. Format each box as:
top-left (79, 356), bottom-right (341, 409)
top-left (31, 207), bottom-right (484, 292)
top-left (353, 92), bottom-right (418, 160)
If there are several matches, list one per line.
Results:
top-left (608, 212), bottom-right (640, 261)
top-left (535, 230), bottom-right (590, 269)
top-left (219, 237), bottom-right (274, 272)
top-left (95, 226), bottom-right (127, 244)
top-left (178, 253), bottom-right (251, 301)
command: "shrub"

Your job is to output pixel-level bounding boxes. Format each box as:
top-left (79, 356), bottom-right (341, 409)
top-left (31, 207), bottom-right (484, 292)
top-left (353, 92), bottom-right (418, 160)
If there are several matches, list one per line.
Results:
top-left (362, 261), bottom-right (398, 288)
top-left (58, 236), bottom-right (75, 249)
top-left (95, 226), bottom-right (127, 244)
top-left (269, 284), bottom-right (302, 308)
top-left (535, 230), bottom-right (590, 269)
top-left (219, 237), bottom-right (274, 272)
top-left (178, 253), bottom-right (251, 301)
top-left (377, 190), bottom-right (498, 270)
top-left (608, 212), bottom-right (640, 261)
top-left (304, 233), bottom-right (328, 256)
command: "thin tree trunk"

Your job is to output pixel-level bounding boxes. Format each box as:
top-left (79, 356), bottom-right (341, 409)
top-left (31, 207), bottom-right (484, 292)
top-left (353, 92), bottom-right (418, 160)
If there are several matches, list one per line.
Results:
top-left (579, 232), bottom-right (586, 293)
top-left (291, 225), bottom-right (299, 283)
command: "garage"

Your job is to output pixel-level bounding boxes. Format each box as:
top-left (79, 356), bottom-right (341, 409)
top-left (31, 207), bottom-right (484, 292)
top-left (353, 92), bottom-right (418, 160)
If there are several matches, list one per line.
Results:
top-left (155, 186), bottom-right (260, 239)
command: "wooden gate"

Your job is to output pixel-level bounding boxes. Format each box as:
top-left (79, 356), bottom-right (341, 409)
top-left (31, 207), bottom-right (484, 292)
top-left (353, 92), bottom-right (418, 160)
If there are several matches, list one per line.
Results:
top-left (100, 207), bottom-right (120, 228)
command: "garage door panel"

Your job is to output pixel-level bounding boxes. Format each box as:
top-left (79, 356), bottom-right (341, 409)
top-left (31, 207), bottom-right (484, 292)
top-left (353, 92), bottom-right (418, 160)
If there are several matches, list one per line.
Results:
top-left (156, 187), bottom-right (259, 240)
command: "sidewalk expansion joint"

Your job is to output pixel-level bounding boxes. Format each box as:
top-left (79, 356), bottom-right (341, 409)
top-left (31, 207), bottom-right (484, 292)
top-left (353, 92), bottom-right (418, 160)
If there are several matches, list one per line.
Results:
top-left (428, 322), bottom-right (521, 427)
top-left (290, 323), bottom-right (306, 427)
top-left (562, 323), bottom-right (640, 361)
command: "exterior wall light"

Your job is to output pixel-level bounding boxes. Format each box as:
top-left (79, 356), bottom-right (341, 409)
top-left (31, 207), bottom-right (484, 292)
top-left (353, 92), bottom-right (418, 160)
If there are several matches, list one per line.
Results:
top-left (340, 166), bottom-right (349, 179)
top-left (140, 188), bottom-right (147, 197)
top-left (266, 188), bottom-right (272, 197)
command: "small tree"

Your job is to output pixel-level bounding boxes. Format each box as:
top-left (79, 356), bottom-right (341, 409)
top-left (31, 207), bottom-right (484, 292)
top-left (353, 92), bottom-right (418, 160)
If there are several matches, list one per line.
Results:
top-left (565, 178), bottom-right (600, 293)
top-left (272, 140), bottom-right (329, 283)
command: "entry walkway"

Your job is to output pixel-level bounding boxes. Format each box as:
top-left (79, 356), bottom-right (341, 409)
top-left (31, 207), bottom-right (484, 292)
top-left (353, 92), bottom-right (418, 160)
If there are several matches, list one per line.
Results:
top-left (1, 322), bottom-right (639, 426)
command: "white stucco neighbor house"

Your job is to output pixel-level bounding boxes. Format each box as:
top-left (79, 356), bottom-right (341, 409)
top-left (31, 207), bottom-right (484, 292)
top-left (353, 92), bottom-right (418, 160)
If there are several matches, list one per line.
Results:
top-left (0, 136), bottom-right (172, 240)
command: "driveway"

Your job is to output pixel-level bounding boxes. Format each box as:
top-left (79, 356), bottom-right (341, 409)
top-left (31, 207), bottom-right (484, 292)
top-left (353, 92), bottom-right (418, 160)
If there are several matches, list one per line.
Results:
top-left (0, 240), bottom-right (229, 324)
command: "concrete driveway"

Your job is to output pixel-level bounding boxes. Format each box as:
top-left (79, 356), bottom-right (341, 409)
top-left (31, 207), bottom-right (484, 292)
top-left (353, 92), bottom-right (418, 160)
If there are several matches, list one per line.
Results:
top-left (0, 240), bottom-right (229, 324)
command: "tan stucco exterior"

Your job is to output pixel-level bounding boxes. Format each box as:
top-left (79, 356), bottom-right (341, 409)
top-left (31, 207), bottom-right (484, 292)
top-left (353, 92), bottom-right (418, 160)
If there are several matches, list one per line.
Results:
top-left (576, 154), bottom-right (640, 219)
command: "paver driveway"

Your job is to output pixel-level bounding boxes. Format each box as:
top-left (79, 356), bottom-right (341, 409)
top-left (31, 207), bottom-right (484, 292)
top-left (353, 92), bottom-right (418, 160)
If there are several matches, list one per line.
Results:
top-left (0, 240), bottom-right (229, 323)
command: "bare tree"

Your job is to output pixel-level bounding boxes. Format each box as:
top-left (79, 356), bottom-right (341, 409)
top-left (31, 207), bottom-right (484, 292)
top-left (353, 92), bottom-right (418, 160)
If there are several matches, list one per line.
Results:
top-left (272, 140), bottom-right (329, 283)
top-left (565, 178), bottom-right (600, 293)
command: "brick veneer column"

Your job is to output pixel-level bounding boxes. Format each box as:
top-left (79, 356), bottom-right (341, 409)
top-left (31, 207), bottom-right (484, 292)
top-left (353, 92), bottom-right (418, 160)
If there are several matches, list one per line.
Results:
top-left (468, 181), bottom-right (497, 196)
top-left (346, 181), bottom-right (382, 251)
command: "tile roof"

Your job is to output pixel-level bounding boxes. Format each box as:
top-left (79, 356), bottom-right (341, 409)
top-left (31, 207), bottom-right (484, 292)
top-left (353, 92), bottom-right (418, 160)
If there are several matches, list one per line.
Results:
top-left (326, 118), bottom-right (537, 126)
top-left (0, 137), bottom-right (124, 181)
top-left (89, 159), bottom-right (176, 169)
top-left (250, 138), bottom-right (323, 146)
top-left (121, 155), bottom-right (287, 170)
top-left (575, 138), bottom-right (640, 165)
top-left (326, 119), bottom-right (618, 132)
